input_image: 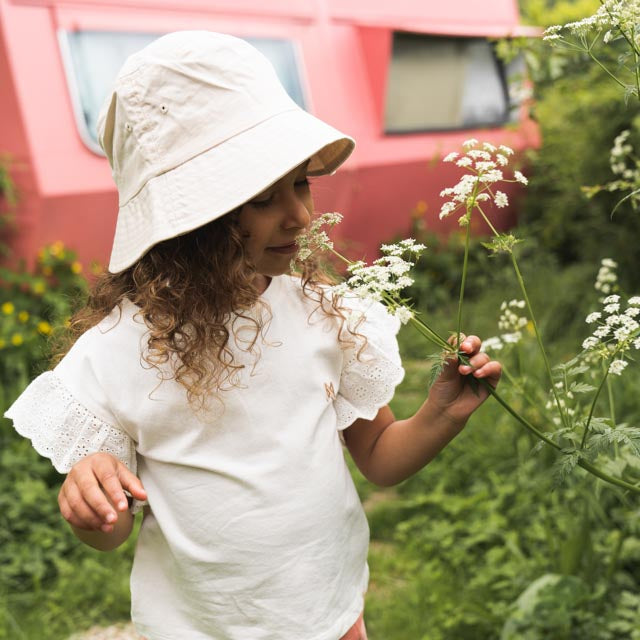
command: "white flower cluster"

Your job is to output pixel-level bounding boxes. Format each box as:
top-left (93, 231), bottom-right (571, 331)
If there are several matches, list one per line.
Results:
top-left (610, 130), bottom-right (634, 177)
top-left (439, 140), bottom-right (528, 222)
top-left (543, 1), bottom-right (640, 44)
top-left (545, 383), bottom-right (577, 425)
top-left (594, 258), bottom-right (618, 295)
top-left (582, 293), bottom-right (640, 375)
top-left (481, 299), bottom-right (529, 352)
top-left (332, 239), bottom-right (426, 324)
top-left (294, 212), bottom-right (343, 262)
top-left (599, 129), bottom-right (640, 209)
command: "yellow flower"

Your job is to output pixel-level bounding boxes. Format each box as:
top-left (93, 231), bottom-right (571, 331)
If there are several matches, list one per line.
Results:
top-left (37, 321), bottom-right (52, 335)
top-left (32, 281), bottom-right (46, 294)
top-left (11, 333), bottom-right (23, 346)
top-left (42, 266), bottom-right (53, 276)
top-left (18, 310), bottom-right (29, 323)
top-left (415, 200), bottom-right (428, 214)
top-left (50, 241), bottom-right (65, 257)
top-left (1, 301), bottom-right (14, 315)
top-left (71, 261), bottom-right (83, 274)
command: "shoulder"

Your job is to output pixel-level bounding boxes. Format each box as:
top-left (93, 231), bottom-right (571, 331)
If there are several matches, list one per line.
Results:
top-left (57, 300), bottom-right (149, 383)
top-left (73, 299), bottom-right (148, 353)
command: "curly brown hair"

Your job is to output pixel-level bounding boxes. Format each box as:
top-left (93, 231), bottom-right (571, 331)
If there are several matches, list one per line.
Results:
top-left (56, 211), bottom-right (362, 409)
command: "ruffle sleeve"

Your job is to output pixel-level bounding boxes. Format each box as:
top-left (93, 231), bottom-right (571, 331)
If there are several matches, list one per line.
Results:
top-left (334, 296), bottom-right (405, 430)
top-left (5, 371), bottom-right (137, 475)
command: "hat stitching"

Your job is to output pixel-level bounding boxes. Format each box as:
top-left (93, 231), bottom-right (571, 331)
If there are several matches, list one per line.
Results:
top-left (119, 106), bottom-right (302, 208)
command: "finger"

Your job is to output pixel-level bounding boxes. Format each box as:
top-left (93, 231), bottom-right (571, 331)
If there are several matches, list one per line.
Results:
top-left (78, 472), bottom-right (121, 524)
top-left (458, 352), bottom-right (490, 375)
top-left (59, 482), bottom-right (109, 531)
top-left (471, 360), bottom-right (502, 386)
top-left (116, 463), bottom-right (148, 503)
top-left (458, 335), bottom-right (481, 356)
top-left (447, 333), bottom-right (466, 349)
top-left (93, 461), bottom-right (130, 513)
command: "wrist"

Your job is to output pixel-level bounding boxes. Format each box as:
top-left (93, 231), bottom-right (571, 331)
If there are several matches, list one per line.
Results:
top-left (417, 398), bottom-right (467, 436)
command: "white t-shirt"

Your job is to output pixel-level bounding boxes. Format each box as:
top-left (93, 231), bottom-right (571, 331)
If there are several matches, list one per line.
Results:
top-left (6, 275), bottom-right (404, 640)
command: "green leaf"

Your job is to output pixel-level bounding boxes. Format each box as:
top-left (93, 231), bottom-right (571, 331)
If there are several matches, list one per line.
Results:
top-left (568, 382), bottom-right (597, 394)
top-left (428, 359), bottom-right (445, 389)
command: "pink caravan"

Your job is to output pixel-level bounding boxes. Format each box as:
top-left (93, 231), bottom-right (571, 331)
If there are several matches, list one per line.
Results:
top-left (0, 0), bottom-right (539, 270)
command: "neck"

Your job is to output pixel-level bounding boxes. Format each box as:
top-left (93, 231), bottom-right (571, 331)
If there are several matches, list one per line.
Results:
top-left (254, 274), bottom-right (271, 294)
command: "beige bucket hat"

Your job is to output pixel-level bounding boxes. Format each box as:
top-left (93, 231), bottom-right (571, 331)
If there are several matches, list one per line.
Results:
top-left (97, 31), bottom-right (355, 273)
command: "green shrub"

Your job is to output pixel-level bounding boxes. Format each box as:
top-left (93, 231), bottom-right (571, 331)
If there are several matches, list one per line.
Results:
top-left (0, 244), bottom-right (136, 640)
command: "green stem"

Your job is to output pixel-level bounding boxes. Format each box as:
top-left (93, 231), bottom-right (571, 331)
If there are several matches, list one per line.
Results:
top-left (510, 253), bottom-right (570, 429)
top-left (481, 381), bottom-right (640, 494)
top-left (580, 366), bottom-right (610, 449)
top-left (586, 49), bottom-right (628, 90)
top-left (606, 371), bottom-right (617, 428)
top-left (406, 314), bottom-right (451, 351)
top-left (456, 212), bottom-right (473, 351)
top-left (581, 345), bottom-right (624, 449)
top-left (327, 240), bottom-right (640, 495)
top-left (477, 204), bottom-right (570, 431)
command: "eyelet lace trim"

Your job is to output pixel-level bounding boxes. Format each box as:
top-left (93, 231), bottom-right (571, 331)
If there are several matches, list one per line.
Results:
top-left (334, 299), bottom-right (405, 430)
top-left (5, 371), bottom-right (136, 475)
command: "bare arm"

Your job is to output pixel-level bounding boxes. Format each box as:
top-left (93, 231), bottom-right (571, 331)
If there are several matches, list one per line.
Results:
top-left (58, 453), bottom-right (147, 552)
top-left (343, 336), bottom-right (501, 486)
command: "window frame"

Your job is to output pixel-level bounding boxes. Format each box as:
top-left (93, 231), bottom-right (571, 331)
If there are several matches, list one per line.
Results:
top-left (57, 29), bottom-right (310, 156)
top-left (383, 31), bottom-right (513, 136)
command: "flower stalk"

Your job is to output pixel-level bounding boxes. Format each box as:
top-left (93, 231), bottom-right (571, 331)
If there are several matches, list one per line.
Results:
top-left (293, 141), bottom-right (640, 496)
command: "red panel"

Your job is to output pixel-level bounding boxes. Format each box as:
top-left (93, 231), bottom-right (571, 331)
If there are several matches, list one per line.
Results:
top-left (2, 0), bottom-right (539, 269)
top-left (11, 0), bottom-right (314, 21)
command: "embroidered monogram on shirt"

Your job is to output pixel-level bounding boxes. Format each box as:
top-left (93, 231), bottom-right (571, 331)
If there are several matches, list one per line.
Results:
top-left (324, 382), bottom-right (336, 401)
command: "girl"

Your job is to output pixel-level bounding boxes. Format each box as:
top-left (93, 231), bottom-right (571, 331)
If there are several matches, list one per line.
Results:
top-left (6, 32), bottom-right (501, 640)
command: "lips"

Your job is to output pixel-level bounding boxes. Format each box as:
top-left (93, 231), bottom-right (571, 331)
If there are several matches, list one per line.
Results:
top-left (267, 242), bottom-right (298, 255)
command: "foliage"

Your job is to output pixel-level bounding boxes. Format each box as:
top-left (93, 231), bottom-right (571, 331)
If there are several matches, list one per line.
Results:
top-left (0, 244), bottom-right (136, 640)
top-left (362, 304), bottom-right (640, 638)
top-left (509, 0), bottom-right (640, 281)
top-left (0, 242), bottom-right (88, 407)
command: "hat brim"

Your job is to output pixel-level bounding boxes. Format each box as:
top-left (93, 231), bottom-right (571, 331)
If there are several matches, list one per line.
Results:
top-left (108, 107), bottom-right (355, 272)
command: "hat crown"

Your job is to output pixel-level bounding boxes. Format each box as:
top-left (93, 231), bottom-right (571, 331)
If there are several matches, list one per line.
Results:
top-left (97, 31), bottom-right (297, 205)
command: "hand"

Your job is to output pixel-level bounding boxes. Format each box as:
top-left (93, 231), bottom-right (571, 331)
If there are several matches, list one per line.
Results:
top-left (58, 453), bottom-right (147, 533)
top-left (428, 335), bottom-right (502, 427)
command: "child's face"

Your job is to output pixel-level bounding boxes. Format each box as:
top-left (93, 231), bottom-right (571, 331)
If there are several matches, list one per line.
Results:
top-left (238, 162), bottom-right (312, 288)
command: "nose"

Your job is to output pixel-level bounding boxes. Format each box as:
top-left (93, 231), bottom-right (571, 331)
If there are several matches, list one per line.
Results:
top-left (281, 189), bottom-right (311, 230)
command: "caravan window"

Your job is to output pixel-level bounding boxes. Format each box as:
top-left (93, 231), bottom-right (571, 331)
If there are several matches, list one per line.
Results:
top-left (385, 32), bottom-right (515, 133)
top-left (59, 30), bottom-right (306, 154)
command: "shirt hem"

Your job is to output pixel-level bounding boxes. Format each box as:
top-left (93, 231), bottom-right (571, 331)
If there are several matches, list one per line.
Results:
top-left (132, 584), bottom-right (367, 640)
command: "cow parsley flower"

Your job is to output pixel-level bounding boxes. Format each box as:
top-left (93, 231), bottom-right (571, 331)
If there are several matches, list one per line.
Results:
top-left (609, 359), bottom-right (628, 375)
top-left (333, 240), bottom-right (426, 304)
top-left (582, 336), bottom-right (599, 350)
top-left (514, 171), bottom-right (528, 185)
top-left (483, 300), bottom-right (529, 352)
top-left (294, 212), bottom-right (343, 262)
top-left (595, 258), bottom-right (618, 295)
top-left (394, 306), bottom-right (414, 325)
top-left (437, 140), bottom-right (528, 225)
top-left (494, 191), bottom-right (509, 208)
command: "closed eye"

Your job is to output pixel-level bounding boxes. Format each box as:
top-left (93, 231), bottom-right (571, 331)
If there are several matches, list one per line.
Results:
top-left (248, 178), bottom-right (311, 209)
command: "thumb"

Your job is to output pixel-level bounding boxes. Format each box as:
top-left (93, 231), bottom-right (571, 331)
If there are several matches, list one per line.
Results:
top-left (436, 333), bottom-right (466, 381)
top-left (117, 462), bottom-right (147, 501)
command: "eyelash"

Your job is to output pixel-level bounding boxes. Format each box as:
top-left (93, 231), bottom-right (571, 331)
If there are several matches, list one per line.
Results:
top-left (250, 178), bottom-right (311, 209)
